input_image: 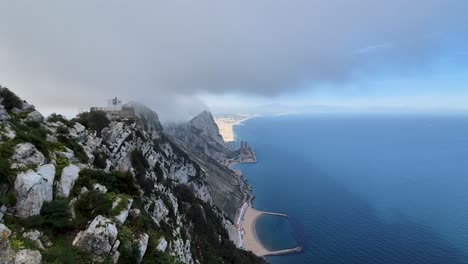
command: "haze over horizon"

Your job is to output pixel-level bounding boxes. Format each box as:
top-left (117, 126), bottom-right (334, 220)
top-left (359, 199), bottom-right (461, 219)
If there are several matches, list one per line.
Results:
top-left (1, 1), bottom-right (468, 120)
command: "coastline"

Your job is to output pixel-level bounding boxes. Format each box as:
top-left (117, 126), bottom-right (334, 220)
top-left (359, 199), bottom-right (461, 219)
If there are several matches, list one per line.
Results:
top-left (218, 115), bottom-right (301, 257)
top-left (215, 114), bottom-right (256, 142)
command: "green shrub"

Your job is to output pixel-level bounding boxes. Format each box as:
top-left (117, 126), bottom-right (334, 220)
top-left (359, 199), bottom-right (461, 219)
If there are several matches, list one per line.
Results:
top-left (0, 192), bottom-right (16, 206)
top-left (56, 126), bottom-right (70, 134)
top-left (14, 122), bottom-right (51, 159)
top-left (75, 111), bottom-right (110, 137)
top-left (0, 158), bottom-right (13, 185)
top-left (57, 135), bottom-right (88, 163)
top-left (75, 169), bottom-right (139, 197)
top-left (41, 199), bottom-right (75, 232)
top-left (42, 239), bottom-right (94, 264)
top-left (92, 150), bottom-right (107, 169)
top-left (0, 87), bottom-right (23, 111)
top-left (74, 190), bottom-right (113, 227)
top-left (46, 113), bottom-right (75, 127)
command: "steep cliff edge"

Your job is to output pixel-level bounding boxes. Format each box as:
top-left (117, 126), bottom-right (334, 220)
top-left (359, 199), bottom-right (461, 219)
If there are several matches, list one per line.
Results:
top-left (0, 87), bottom-right (264, 264)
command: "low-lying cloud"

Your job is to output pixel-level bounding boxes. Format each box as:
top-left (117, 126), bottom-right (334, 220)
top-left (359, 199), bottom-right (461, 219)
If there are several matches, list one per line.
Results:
top-left (0, 1), bottom-right (466, 120)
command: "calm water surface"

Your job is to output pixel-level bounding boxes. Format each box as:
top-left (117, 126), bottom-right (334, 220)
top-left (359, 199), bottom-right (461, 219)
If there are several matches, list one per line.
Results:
top-left (235, 114), bottom-right (468, 264)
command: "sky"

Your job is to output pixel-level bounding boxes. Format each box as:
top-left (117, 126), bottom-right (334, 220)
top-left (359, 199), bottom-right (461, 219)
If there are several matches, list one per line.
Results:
top-left (0, 1), bottom-right (467, 121)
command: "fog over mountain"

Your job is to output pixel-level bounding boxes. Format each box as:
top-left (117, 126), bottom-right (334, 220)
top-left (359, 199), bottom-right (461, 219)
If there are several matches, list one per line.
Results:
top-left (1, 1), bottom-right (467, 120)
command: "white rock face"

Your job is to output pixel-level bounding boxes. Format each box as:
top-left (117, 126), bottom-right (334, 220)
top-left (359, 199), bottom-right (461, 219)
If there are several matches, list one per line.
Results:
top-left (156, 237), bottom-right (168, 252)
top-left (22, 230), bottom-right (45, 250)
top-left (36, 164), bottom-right (55, 202)
top-left (26, 110), bottom-right (44, 123)
top-left (0, 224), bottom-right (11, 245)
top-left (56, 147), bottom-right (77, 163)
top-left (57, 164), bottom-right (81, 198)
top-left (148, 199), bottom-right (169, 224)
top-left (112, 197), bottom-right (133, 225)
top-left (11, 143), bottom-right (46, 168)
top-left (171, 239), bottom-right (193, 264)
top-left (136, 233), bottom-right (149, 262)
top-left (14, 249), bottom-right (42, 264)
top-left (74, 122), bottom-right (85, 133)
top-left (14, 164), bottom-right (55, 218)
top-left (93, 183), bottom-right (108, 193)
top-left (0, 224), bottom-right (15, 264)
top-left (72, 215), bottom-right (119, 262)
top-left (0, 205), bottom-right (7, 221)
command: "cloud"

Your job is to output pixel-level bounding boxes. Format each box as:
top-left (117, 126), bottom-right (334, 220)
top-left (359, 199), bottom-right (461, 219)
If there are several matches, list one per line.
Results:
top-left (0, 1), bottom-right (467, 119)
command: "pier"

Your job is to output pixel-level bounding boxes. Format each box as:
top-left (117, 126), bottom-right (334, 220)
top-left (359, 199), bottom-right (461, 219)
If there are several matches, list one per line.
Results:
top-left (240, 206), bottom-right (302, 257)
top-left (264, 246), bottom-right (302, 257)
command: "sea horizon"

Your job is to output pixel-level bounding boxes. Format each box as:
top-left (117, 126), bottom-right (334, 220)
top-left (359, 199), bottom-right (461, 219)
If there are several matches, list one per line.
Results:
top-left (234, 113), bottom-right (468, 264)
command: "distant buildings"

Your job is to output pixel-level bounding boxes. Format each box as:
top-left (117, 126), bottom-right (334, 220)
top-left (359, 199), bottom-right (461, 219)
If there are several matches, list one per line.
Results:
top-left (90, 97), bottom-right (137, 120)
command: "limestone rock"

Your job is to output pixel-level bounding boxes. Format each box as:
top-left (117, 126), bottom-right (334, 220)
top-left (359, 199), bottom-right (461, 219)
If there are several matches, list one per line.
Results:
top-left (156, 237), bottom-right (167, 252)
top-left (136, 233), bottom-right (149, 262)
top-left (148, 199), bottom-right (168, 224)
top-left (72, 215), bottom-right (119, 262)
top-left (56, 147), bottom-right (76, 163)
top-left (22, 230), bottom-right (45, 251)
top-left (11, 143), bottom-right (46, 169)
top-left (14, 164), bottom-right (55, 218)
top-left (73, 122), bottom-right (85, 133)
top-left (57, 164), bottom-right (80, 198)
top-left (93, 183), bottom-right (107, 194)
top-left (112, 197), bottom-right (133, 225)
top-left (14, 249), bottom-right (42, 264)
top-left (0, 205), bottom-right (7, 221)
top-left (26, 110), bottom-right (44, 123)
top-left (0, 224), bottom-right (15, 264)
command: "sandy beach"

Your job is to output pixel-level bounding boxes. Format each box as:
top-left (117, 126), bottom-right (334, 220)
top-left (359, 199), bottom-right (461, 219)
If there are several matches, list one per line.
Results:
top-left (215, 115), bottom-right (253, 142)
top-left (242, 206), bottom-right (273, 257)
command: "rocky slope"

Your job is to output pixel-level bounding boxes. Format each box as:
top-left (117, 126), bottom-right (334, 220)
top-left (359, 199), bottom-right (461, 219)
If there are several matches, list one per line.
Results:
top-left (0, 87), bottom-right (264, 264)
top-left (166, 111), bottom-right (257, 220)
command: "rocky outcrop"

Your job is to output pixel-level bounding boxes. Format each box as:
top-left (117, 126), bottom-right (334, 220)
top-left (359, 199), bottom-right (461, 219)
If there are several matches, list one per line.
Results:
top-left (166, 111), bottom-right (236, 162)
top-left (72, 215), bottom-right (119, 262)
top-left (11, 143), bottom-right (46, 169)
top-left (26, 110), bottom-right (44, 123)
top-left (171, 238), bottom-right (193, 264)
top-left (57, 164), bottom-right (81, 198)
top-left (136, 233), bottom-right (149, 263)
top-left (189, 111), bottom-right (225, 146)
top-left (156, 237), bottom-right (168, 252)
top-left (22, 230), bottom-right (45, 250)
top-left (14, 249), bottom-right (42, 264)
top-left (14, 164), bottom-right (55, 218)
top-left (112, 197), bottom-right (133, 225)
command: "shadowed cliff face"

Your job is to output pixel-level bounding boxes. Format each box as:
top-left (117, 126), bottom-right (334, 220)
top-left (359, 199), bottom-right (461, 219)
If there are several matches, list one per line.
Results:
top-left (165, 111), bottom-right (247, 219)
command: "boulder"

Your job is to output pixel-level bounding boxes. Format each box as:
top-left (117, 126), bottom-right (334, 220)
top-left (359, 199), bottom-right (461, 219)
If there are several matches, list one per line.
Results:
top-left (14, 249), bottom-right (42, 264)
top-left (11, 143), bottom-right (46, 168)
top-left (0, 205), bottom-right (7, 221)
top-left (0, 224), bottom-right (11, 248)
top-left (93, 183), bottom-right (107, 194)
top-left (26, 110), bottom-right (44, 123)
top-left (156, 237), bottom-right (167, 252)
top-left (0, 224), bottom-right (15, 264)
top-left (22, 230), bottom-right (45, 250)
top-left (57, 164), bottom-right (80, 198)
top-left (73, 123), bottom-right (85, 133)
top-left (112, 197), bottom-right (133, 225)
top-left (136, 233), bottom-right (149, 262)
top-left (56, 147), bottom-right (77, 163)
top-left (14, 164), bottom-right (55, 218)
top-left (72, 215), bottom-right (119, 262)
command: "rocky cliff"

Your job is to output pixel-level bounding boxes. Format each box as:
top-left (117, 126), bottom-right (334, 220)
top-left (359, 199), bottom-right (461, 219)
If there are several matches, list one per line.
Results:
top-left (0, 87), bottom-right (264, 264)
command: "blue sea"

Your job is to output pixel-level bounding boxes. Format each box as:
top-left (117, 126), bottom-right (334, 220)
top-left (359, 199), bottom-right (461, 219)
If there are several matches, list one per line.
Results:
top-left (234, 114), bottom-right (468, 264)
